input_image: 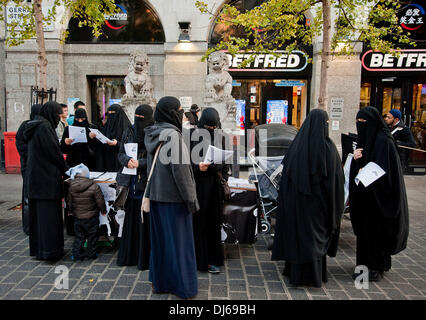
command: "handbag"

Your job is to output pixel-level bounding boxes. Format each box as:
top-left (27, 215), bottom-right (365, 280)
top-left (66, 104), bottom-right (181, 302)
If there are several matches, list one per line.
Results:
top-left (217, 170), bottom-right (231, 201)
top-left (141, 143), bottom-right (162, 216)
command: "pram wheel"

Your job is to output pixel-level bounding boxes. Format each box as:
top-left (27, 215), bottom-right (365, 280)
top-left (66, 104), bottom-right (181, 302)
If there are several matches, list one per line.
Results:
top-left (260, 220), bottom-right (271, 234)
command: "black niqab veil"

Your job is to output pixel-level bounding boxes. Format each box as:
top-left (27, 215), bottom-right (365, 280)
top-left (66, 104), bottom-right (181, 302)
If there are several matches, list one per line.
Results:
top-left (134, 104), bottom-right (153, 147)
top-left (73, 108), bottom-right (89, 128)
top-left (355, 107), bottom-right (397, 166)
top-left (39, 101), bottom-right (62, 129)
top-left (102, 104), bottom-right (131, 140)
top-left (283, 109), bottom-right (329, 195)
top-left (154, 96), bottom-right (183, 131)
top-left (198, 108), bottom-right (221, 129)
top-left (30, 104), bottom-right (42, 120)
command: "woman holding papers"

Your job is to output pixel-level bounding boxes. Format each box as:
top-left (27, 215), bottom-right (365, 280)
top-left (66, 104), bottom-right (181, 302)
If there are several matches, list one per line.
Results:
top-left (144, 96), bottom-right (199, 299)
top-left (60, 108), bottom-right (97, 170)
top-left (95, 104), bottom-right (131, 172)
top-left (349, 106), bottom-right (409, 282)
top-left (23, 101), bottom-right (69, 260)
top-left (116, 105), bottom-right (154, 270)
top-left (271, 109), bottom-right (345, 287)
top-left (190, 108), bottom-right (231, 274)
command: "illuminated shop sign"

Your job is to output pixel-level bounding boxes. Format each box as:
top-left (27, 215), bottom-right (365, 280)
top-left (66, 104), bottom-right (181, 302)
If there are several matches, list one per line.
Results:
top-left (225, 51), bottom-right (309, 72)
top-left (399, 3), bottom-right (424, 31)
top-left (104, 4), bottom-right (128, 30)
top-left (361, 49), bottom-right (426, 71)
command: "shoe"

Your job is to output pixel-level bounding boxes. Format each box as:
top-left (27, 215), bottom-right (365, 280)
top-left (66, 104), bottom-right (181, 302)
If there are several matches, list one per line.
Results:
top-left (369, 270), bottom-right (383, 282)
top-left (208, 265), bottom-right (220, 274)
top-left (71, 255), bottom-right (84, 262)
top-left (86, 253), bottom-right (98, 260)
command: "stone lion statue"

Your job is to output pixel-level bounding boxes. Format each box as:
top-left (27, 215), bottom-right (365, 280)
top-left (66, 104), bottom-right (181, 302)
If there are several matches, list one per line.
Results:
top-left (204, 51), bottom-right (234, 105)
top-left (204, 51), bottom-right (236, 127)
top-left (123, 51), bottom-right (153, 99)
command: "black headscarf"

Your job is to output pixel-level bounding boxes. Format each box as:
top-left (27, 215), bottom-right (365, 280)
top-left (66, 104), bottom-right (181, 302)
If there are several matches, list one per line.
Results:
top-left (134, 104), bottom-right (154, 146)
top-left (283, 109), bottom-right (329, 195)
top-left (197, 107), bottom-right (221, 141)
top-left (73, 108), bottom-right (89, 128)
top-left (356, 106), bottom-right (396, 166)
top-left (30, 104), bottom-right (42, 120)
top-left (102, 104), bottom-right (131, 140)
top-left (154, 96), bottom-right (184, 131)
top-left (39, 101), bottom-right (62, 130)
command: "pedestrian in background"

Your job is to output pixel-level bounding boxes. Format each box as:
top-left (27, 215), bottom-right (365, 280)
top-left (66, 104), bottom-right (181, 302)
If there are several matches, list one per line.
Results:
top-left (190, 104), bottom-right (201, 126)
top-left (116, 104), bottom-right (154, 270)
top-left (67, 100), bottom-right (86, 126)
top-left (190, 108), bottom-right (230, 274)
top-left (66, 164), bottom-right (107, 261)
top-left (144, 96), bottom-right (199, 299)
top-left (350, 106), bottom-right (409, 282)
top-left (15, 104), bottom-right (42, 235)
top-left (23, 101), bottom-right (69, 260)
top-left (56, 104), bottom-right (68, 141)
top-left (271, 109), bottom-right (345, 287)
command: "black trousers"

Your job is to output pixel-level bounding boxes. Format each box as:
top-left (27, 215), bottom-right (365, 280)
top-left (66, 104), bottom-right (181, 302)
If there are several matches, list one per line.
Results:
top-left (72, 216), bottom-right (99, 259)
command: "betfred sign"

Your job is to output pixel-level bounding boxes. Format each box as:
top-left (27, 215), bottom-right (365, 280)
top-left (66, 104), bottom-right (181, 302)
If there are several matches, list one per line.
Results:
top-left (361, 49), bottom-right (426, 71)
top-left (226, 50), bottom-right (309, 72)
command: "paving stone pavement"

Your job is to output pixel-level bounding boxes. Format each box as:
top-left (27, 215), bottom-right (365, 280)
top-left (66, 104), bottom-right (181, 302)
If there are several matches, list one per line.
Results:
top-left (0, 173), bottom-right (425, 300)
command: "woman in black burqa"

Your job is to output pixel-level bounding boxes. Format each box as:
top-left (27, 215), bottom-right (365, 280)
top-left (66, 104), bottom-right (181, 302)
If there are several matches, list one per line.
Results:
top-left (61, 108), bottom-right (97, 170)
top-left (116, 104), bottom-right (154, 270)
top-left (190, 108), bottom-right (230, 274)
top-left (95, 104), bottom-right (131, 172)
top-left (23, 101), bottom-right (69, 260)
top-left (16, 104), bottom-right (42, 235)
top-left (271, 109), bottom-right (345, 287)
top-left (349, 106), bottom-right (409, 281)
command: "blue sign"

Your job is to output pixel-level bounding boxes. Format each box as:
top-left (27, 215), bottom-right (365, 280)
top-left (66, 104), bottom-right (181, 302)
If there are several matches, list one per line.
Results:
top-left (235, 99), bottom-right (246, 131)
top-left (275, 80), bottom-right (305, 87)
top-left (232, 80), bottom-right (242, 87)
top-left (109, 98), bottom-right (122, 106)
top-left (267, 100), bottom-right (288, 124)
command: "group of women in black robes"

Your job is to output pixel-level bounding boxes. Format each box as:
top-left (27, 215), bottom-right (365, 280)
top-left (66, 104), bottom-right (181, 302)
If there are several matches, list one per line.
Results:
top-left (190, 108), bottom-right (230, 273)
top-left (116, 105), bottom-right (153, 270)
top-left (349, 106), bottom-right (409, 281)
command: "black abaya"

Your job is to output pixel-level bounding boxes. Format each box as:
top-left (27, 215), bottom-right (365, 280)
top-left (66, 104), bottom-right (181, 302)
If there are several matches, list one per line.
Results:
top-left (349, 106), bottom-right (409, 274)
top-left (190, 108), bottom-right (230, 271)
top-left (271, 109), bottom-right (345, 287)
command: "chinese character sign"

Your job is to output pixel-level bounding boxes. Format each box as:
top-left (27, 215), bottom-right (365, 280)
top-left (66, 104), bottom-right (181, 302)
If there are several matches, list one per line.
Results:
top-left (267, 100), bottom-right (288, 124)
top-left (399, 3), bottom-right (425, 31)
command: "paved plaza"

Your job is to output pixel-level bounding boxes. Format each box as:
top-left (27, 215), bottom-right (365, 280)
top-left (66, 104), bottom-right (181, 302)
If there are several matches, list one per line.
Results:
top-left (0, 172), bottom-right (425, 300)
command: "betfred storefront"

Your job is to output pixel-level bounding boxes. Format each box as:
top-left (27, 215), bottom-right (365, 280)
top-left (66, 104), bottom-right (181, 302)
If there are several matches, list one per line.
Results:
top-left (360, 2), bottom-right (426, 154)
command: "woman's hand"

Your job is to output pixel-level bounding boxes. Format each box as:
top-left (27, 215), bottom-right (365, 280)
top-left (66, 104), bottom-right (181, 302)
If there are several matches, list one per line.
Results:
top-left (89, 132), bottom-right (96, 139)
top-left (127, 159), bottom-right (135, 169)
top-left (65, 138), bottom-right (74, 145)
top-left (130, 159), bottom-right (139, 168)
top-left (354, 148), bottom-right (363, 160)
top-left (199, 162), bottom-right (210, 172)
top-left (107, 139), bottom-right (118, 146)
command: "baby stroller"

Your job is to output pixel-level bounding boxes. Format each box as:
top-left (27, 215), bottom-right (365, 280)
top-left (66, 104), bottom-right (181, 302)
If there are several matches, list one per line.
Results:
top-left (248, 124), bottom-right (298, 247)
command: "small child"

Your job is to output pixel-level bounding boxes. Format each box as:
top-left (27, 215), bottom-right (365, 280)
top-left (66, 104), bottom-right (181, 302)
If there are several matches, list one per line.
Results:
top-left (66, 164), bottom-right (107, 261)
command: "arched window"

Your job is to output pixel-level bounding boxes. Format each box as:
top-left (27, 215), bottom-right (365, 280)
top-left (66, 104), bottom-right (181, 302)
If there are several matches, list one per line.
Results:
top-left (66, 0), bottom-right (165, 43)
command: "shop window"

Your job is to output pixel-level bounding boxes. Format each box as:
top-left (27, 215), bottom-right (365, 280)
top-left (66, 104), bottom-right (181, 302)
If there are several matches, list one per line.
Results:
top-left (66, 0), bottom-right (165, 43)
top-left (360, 82), bottom-right (371, 108)
top-left (411, 83), bottom-right (426, 150)
top-left (382, 87), bottom-right (401, 116)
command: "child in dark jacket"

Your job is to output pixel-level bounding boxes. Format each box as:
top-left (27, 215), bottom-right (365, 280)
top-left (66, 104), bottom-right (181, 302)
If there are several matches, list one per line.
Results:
top-left (66, 164), bottom-right (107, 261)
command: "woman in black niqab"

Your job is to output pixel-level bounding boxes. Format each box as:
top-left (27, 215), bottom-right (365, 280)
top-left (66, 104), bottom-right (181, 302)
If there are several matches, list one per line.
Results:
top-left (190, 107), bottom-right (230, 273)
top-left (154, 96), bottom-right (184, 131)
top-left (116, 104), bottom-right (154, 270)
top-left (271, 109), bottom-right (345, 287)
top-left (39, 101), bottom-right (63, 130)
top-left (349, 106), bottom-right (409, 281)
top-left (96, 104), bottom-right (131, 172)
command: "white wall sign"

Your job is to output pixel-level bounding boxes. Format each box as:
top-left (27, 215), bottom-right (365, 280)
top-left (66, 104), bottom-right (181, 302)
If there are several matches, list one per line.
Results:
top-left (330, 98), bottom-right (344, 120)
top-left (179, 96), bottom-right (192, 111)
top-left (332, 120), bottom-right (340, 131)
top-left (6, 3), bottom-right (55, 32)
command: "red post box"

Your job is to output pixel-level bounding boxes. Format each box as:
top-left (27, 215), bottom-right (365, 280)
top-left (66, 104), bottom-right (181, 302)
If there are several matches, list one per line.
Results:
top-left (4, 132), bottom-right (21, 174)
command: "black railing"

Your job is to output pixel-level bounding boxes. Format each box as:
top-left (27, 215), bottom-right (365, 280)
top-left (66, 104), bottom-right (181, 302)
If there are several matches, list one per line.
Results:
top-left (30, 86), bottom-right (57, 106)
